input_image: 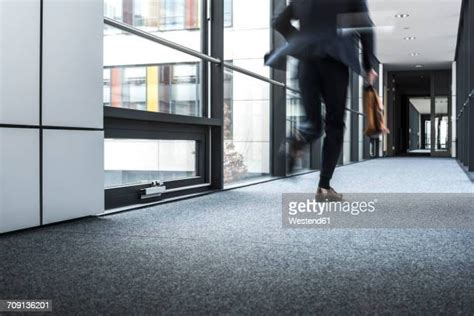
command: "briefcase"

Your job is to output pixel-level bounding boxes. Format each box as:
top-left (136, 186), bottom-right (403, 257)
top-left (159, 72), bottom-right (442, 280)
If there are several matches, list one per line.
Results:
top-left (364, 86), bottom-right (390, 137)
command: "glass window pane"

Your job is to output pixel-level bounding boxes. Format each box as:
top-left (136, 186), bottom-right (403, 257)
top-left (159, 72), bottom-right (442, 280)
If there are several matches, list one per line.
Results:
top-left (425, 120), bottom-right (431, 149)
top-left (434, 96), bottom-right (449, 152)
top-left (224, 0), bottom-right (233, 27)
top-left (343, 111), bottom-right (351, 164)
top-left (408, 97), bottom-right (438, 153)
top-left (105, 139), bottom-right (197, 188)
top-left (103, 69), bottom-right (111, 106)
top-left (286, 90), bottom-right (310, 172)
top-left (224, 69), bottom-right (270, 184)
top-left (224, 0), bottom-right (270, 77)
top-left (287, 57), bottom-right (299, 91)
top-left (286, 57), bottom-right (311, 172)
top-left (408, 98), bottom-right (423, 152)
top-left (122, 67), bottom-right (147, 111)
top-left (104, 0), bottom-right (202, 51)
top-left (104, 24), bottom-right (203, 116)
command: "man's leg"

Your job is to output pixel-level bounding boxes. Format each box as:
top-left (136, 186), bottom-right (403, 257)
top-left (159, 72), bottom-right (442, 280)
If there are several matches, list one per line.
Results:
top-left (287, 60), bottom-right (325, 173)
top-left (317, 58), bottom-right (349, 189)
top-left (296, 60), bottom-right (323, 144)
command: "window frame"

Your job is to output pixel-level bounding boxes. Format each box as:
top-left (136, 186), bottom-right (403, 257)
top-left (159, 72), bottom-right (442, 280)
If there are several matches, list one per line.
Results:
top-left (104, 109), bottom-right (212, 209)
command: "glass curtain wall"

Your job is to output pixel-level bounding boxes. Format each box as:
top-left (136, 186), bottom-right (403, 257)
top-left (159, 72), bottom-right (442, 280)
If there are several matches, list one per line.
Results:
top-left (102, 0), bottom-right (368, 209)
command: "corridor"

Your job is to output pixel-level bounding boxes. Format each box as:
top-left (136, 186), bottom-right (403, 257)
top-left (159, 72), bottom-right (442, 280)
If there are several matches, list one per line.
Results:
top-left (1, 157), bottom-right (473, 314)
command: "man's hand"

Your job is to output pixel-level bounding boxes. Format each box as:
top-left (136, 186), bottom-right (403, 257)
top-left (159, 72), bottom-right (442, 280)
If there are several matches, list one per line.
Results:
top-left (367, 69), bottom-right (378, 86)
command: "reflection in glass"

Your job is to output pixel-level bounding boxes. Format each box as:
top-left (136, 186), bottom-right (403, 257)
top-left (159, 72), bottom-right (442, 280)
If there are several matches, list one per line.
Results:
top-left (104, 0), bottom-right (201, 40)
top-left (408, 97), bottom-right (431, 154)
top-left (286, 56), bottom-right (299, 91)
top-left (434, 97), bottom-right (449, 152)
top-left (104, 139), bottom-right (197, 187)
top-left (286, 56), bottom-right (311, 171)
top-left (103, 23), bottom-right (202, 116)
top-left (407, 97), bottom-right (449, 153)
top-left (286, 90), bottom-right (310, 172)
top-left (103, 63), bottom-right (201, 115)
top-left (104, 0), bottom-right (233, 48)
top-left (425, 120), bottom-right (431, 150)
top-left (224, 0), bottom-right (270, 78)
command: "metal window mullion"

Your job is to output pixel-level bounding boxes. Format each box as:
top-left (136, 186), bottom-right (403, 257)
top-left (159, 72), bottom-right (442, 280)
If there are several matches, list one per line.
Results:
top-left (200, 0), bottom-right (209, 118)
top-left (210, 0), bottom-right (224, 189)
top-left (270, 0), bottom-right (287, 177)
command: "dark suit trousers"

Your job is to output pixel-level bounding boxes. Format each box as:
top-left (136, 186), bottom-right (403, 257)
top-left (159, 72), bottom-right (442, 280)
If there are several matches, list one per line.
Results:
top-left (297, 57), bottom-right (349, 181)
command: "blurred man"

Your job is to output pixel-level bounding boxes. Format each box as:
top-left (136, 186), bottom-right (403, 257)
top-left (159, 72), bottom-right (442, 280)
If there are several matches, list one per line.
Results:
top-left (273, 0), bottom-right (377, 201)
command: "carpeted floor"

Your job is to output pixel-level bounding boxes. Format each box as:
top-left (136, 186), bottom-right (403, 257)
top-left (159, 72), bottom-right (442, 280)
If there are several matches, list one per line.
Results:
top-left (1, 157), bottom-right (473, 314)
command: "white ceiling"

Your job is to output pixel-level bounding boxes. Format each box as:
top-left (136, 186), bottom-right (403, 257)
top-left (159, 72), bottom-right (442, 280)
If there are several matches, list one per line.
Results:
top-left (368, 0), bottom-right (462, 70)
top-left (409, 97), bottom-right (449, 114)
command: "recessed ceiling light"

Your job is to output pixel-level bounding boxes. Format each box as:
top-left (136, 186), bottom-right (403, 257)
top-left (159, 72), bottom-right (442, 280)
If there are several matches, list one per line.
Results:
top-left (404, 36), bottom-right (416, 40)
top-left (415, 64), bottom-right (423, 68)
top-left (411, 52), bottom-right (420, 56)
top-left (395, 14), bottom-right (410, 18)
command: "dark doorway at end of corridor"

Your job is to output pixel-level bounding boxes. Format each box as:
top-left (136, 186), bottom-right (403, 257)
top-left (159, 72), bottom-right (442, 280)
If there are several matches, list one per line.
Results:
top-left (386, 70), bottom-right (452, 158)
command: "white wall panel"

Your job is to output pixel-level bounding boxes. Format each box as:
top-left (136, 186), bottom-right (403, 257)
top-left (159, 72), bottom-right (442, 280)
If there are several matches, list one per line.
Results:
top-left (0, 0), bottom-right (40, 125)
top-left (42, 0), bottom-right (103, 128)
top-left (0, 128), bottom-right (40, 233)
top-left (43, 130), bottom-right (104, 224)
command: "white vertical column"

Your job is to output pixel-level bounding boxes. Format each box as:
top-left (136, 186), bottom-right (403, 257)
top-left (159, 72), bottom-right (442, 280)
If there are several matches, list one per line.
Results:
top-left (42, 0), bottom-right (104, 224)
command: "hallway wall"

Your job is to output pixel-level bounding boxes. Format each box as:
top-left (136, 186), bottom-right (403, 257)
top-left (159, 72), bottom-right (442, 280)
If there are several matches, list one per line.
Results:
top-left (455, 0), bottom-right (474, 172)
top-left (0, 0), bottom-right (104, 233)
top-left (452, 61), bottom-right (457, 157)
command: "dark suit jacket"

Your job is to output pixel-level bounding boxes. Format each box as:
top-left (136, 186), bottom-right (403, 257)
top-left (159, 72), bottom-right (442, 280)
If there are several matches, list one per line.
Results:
top-left (271, 0), bottom-right (376, 75)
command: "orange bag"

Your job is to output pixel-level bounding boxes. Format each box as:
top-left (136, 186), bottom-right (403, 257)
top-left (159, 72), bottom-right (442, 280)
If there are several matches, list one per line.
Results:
top-left (364, 86), bottom-right (390, 137)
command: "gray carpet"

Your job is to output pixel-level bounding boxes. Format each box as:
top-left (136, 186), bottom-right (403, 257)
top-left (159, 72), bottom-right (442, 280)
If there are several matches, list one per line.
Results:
top-left (1, 157), bottom-right (473, 315)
